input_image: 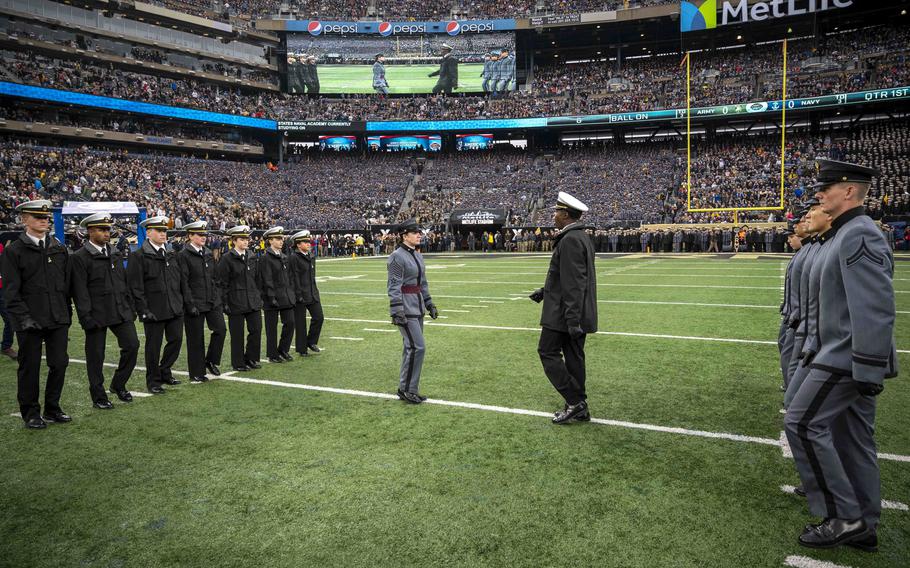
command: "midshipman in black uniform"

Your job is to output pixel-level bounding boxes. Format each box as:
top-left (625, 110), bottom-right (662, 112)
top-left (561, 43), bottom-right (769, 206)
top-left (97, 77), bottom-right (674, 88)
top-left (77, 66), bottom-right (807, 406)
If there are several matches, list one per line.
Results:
top-left (530, 192), bottom-right (598, 424)
top-left (1, 200), bottom-right (72, 428)
top-left (259, 226), bottom-right (295, 363)
top-left (70, 212), bottom-right (138, 408)
top-left (289, 230), bottom-right (324, 356)
top-left (214, 225), bottom-right (263, 371)
top-left (179, 220), bottom-right (225, 382)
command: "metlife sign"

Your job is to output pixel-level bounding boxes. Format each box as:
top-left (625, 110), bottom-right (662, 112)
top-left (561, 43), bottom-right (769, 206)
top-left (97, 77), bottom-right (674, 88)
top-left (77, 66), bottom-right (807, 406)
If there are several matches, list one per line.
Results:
top-left (680, 0), bottom-right (853, 32)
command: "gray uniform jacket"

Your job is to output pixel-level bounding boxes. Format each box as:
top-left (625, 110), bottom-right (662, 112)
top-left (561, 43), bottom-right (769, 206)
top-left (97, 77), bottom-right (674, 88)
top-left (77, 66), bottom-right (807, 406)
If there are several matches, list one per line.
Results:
top-left (481, 59), bottom-right (492, 78)
top-left (782, 242), bottom-right (810, 327)
top-left (806, 207), bottom-right (898, 384)
top-left (497, 55), bottom-right (515, 81)
top-left (372, 61), bottom-right (388, 87)
top-left (540, 223), bottom-right (598, 333)
top-left (387, 244), bottom-right (434, 317)
top-left (795, 239), bottom-right (821, 338)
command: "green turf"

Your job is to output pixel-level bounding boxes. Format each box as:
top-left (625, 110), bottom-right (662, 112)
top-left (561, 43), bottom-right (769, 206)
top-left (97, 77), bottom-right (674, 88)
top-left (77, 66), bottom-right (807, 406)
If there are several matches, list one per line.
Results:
top-left (2, 253), bottom-right (909, 567)
top-left (309, 63), bottom-right (488, 94)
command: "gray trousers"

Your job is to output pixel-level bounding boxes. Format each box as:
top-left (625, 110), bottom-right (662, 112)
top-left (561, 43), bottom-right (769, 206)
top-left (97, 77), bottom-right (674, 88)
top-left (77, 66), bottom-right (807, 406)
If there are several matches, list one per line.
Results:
top-left (398, 317), bottom-right (425, 394)
top-left (784, 369), bottom-right (880, 528)
top-left (784, 334), bottom-right (809, 408)
top-left (777, 320), bottom-right (795, 388)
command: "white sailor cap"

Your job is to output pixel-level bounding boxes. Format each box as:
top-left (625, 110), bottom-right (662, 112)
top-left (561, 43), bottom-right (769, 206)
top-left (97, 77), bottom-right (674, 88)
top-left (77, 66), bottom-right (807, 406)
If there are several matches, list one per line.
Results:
top-left (16, 200), bottom-right (53, 217)
top-left (140, 216), bottom-right (169, 230)
top-left (80, 212), bottom-right (114, 229)
top-left (552, 191), bottom-right (589, 214)
top-left (226, 225), bottom-right (251, 238)
top-left (291, 230), bottom-right (311, 242)
top-left (263, 226), bottom-right (285, 239)
top-left (184, 220), bottom-right (208, 234)
top-left (441, 43), bottom-right (454, 51)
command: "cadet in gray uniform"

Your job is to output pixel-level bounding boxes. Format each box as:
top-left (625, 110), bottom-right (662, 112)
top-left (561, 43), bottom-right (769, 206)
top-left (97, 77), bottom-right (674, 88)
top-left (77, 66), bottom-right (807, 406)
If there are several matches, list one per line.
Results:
top-left (387, 219), bottom-right (438, 404)
top-left (785, 200), bottom-right (830, 408)
top-left (784, 159), bottom-right (897, 551)
top-left (778, 212), bottom-right (809, 391)
top-left (372, 54), bottom-right (389, 96)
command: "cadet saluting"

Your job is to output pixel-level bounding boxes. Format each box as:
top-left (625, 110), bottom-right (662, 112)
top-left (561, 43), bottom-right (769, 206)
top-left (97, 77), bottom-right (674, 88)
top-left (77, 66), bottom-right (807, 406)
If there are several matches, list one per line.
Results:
top-left (127, 216), bottom-right (190, 394)
top-left (259, 227), bottom-right (295, 363)
top-left (289, 230), bottom-right (324, 356)
top-left (387, 219), bottom-right (438, 404)
top-left (530, 192), bottom-right (597, 424)
top-left (1, 200), bottom-right (72, 429)
top-left (785, 159), bottom-right (897, 551)
top-left (179, 221), bottom-right (225, 382)
top-left (70, 213), bottom-right (139, 408)
top-left (214, 225), bottom-right (263, 371)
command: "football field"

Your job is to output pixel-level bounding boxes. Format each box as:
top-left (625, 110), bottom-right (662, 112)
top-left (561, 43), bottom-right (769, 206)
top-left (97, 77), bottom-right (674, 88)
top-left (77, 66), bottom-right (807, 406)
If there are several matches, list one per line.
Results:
top-left (2, 253), bottom-right (909, 567)
top-left (313, 63), bottom-right (486, 94)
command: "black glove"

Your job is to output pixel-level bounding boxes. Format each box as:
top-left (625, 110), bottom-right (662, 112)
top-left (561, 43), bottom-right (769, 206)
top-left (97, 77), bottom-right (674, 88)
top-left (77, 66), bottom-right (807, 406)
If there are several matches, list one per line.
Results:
top-left (222, 305), bottom-right (232, 316)
top-left (270, 298), bottom-right (278, 308)
top-left (529, 288), bottom-right (544, 303)
top-left (142, 311), bottom-right (157, 322)
top-left (854, 381), bottom-right (884, 397)
top-left (392, 312), bottom-right (408, 326)
top-left (428, 305), bottom-right (439, 320)
top-left (568, 325), bottom-right (585, 341)
top-left (187, 306), bottom-right (200, 317)
top-left (82, 317), bottom-right (101, 331)
top-left (788, 318), bottom-right (800, 330)
top-left (20, 317), bottom-right (40, 332)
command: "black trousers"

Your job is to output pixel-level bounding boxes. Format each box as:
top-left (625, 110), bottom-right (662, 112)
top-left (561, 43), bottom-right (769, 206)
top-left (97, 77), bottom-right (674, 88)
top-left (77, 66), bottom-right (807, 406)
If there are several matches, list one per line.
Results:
top-left (16, 325), bottom-right (69, 421)
top-left (294, 301), bottom-right (324, 354)
top-left (143, 317), bottom-right (183, 389)
top-left (537, 327), bottom-right (587, 406)
top-left (85, 320), bottom-right (139, 402)
top-left (264, 307), bottom-right (294, 358)
top-left (184, 307), bottom-right (226, 378)
top-left (228, 310), bottom-right (261, 367)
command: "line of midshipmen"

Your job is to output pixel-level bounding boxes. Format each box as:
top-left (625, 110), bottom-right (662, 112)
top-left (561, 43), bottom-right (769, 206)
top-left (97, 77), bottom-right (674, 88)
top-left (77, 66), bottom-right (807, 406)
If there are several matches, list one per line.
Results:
top-left (778, 159), bottom-right (897, 552)
top-left (0, 210), bottom-right (324, 429)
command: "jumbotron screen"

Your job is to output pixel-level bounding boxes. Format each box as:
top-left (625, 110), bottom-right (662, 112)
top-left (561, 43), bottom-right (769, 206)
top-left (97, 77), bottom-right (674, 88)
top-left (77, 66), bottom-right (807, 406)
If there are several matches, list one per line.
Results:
top-left (456, 133), bottom-right (494, 150)
top-left (319, 135), bottom-right (357, 150)
top-left (367, 135), bottom-right (442, 152)
top-left (284, 32), bottom-right (516, 95)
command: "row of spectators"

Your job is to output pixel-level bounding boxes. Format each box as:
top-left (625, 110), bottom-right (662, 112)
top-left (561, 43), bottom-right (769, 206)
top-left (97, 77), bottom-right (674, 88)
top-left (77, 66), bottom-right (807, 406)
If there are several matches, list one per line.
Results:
top-left (5, 24), bottom-right (908, 122)
top-left (149, 0), bottom-right (670, 21)
top-left (2, 119), bottom-right (907, 232)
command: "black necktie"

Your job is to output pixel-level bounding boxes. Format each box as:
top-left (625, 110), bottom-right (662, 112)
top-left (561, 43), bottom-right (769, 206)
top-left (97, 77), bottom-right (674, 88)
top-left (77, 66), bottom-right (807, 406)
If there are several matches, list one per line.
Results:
top-left (39, 239), bottom-right (45, 250)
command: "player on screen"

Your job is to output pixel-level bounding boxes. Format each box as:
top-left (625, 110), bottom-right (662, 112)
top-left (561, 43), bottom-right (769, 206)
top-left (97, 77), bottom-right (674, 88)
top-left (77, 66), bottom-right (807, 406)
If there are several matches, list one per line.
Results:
top-left (429, 43), bottom-right (458, 95)
top-left (373, 54), bottom-right (389, 96)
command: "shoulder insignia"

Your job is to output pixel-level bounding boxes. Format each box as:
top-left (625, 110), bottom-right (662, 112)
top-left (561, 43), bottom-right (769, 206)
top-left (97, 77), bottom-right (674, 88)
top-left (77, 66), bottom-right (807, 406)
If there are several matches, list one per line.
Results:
top-left (845, 237), bottom-right (884, 267)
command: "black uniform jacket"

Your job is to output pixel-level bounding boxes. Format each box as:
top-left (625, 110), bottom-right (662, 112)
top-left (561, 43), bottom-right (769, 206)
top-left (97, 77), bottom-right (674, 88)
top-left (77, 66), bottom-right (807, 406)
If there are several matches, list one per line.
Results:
top-left (540, 223), bottom-right (598, 333)
top-left (289, 250), bottom-right (321, 305)
top-left (430, 56), bottom-right (458, 86)
top-left (258, 249), bottom-right (294, 310)
top-left (70, 242), bottom-right (134, 329)
top-left (127, 240), bottom-right (189, 321)
top-left (0, 232), bottom-right (71, 331)
top-left (214, 249), bottom-right (263, 314)
top-left (178, 245), bottom-right (221, 313)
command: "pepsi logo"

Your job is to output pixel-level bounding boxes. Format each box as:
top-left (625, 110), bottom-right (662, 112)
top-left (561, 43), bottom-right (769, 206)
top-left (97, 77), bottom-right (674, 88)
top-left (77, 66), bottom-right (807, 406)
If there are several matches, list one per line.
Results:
top-left (378, 22), bottom-right (393, 36)
top-left (446, 21), bottom-right (461, 36)
top-left (307, 21), bottom-right (322, 36)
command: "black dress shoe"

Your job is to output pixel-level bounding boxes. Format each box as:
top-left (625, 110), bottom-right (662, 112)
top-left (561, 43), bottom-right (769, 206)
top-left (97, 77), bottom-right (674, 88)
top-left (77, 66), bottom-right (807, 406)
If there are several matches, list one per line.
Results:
top-left (846, 531), bottom-right (878, 552)
top-left (553, 401), bottom-right (588, 424)
top-left (280, 352), bottom-right (293, 362)
top-left (799, 518), bottom-right (868, 549)
top-left (206, 362), bottom-right (221, 376)
top-left (233, 365), bottom-right (250, 372)
top-left (308, 344), bottom-right (321, 353)
top-left (190, 375), bottom-right (210, 383)
top-left (794, 486), bottom-right (806, 497)
top-left (93, 400), bottom-right (114, 410)
top-left (111, 389), bottom-right (133, 402)
top-left (246, 360), bottom-right (261, 369)
top-left (42, 411), bottom-right (72, 423)
top-left (296, 351), bottom-right (310, 357)
top-left (397, 390), bottom-right (423, 404)
top-left (162, 377), bottom-right (181, 385)
top-left (573, 409), bottom-right (592, 422)
top-left (268, 356), bottom-right (285, 364)
top-left (149, 386), bottom-right (167, 394)
top-left (25, 417), bottom-right (47, 429)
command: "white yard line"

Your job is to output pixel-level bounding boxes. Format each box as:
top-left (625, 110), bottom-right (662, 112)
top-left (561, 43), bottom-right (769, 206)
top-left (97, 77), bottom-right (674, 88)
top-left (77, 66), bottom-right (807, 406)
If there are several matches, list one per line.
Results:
top-left (461, 305), bottom-right (488, 308)
top-left (445, 309), bottom-right (471, 313)
top-left (58, 358), bottom-right (910, 463)
top-left (783, 555), bottom-right (854, 568)
top-left (328, 336), bottom-right (364, 341)
top-left (779, 485), bottom-right (908, 511)
top-left (780, 431), bottom-right (793, 458)
top-left (363, 328), bottom-right (397, 333)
